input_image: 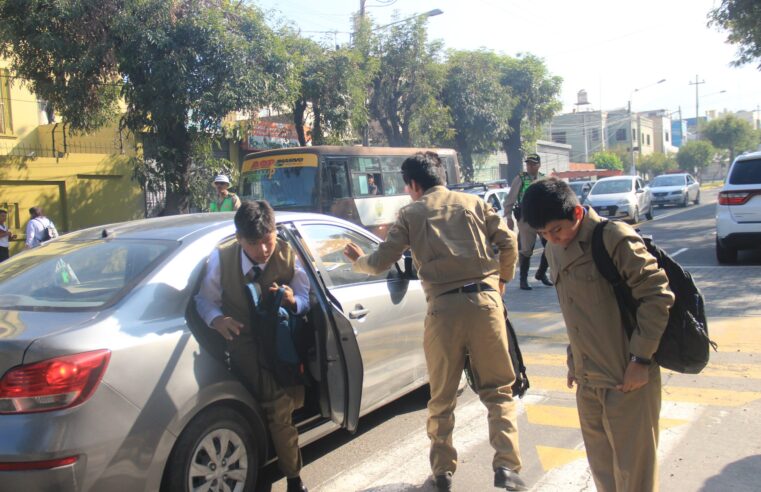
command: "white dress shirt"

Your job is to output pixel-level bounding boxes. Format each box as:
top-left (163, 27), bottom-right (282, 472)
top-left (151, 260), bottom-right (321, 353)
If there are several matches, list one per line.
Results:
top-left (25, 217), bottom-right (51, 248)
top-left (195, 246), bottom-right (311, 328)
top-left (0, 224), bottom-right (9, 248)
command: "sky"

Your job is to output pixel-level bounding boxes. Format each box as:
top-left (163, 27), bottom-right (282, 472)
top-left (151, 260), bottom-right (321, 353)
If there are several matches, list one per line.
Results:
top-left (255, 0), bottom-right (761, 119)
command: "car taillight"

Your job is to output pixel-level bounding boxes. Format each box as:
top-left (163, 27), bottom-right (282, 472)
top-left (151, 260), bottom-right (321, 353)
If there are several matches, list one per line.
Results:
top-left (0, 350), bottom-right (110, 414)
top-left (718, 191), bottom-right (758, 205)
top-left (0, 456), bottom-right (78, 471)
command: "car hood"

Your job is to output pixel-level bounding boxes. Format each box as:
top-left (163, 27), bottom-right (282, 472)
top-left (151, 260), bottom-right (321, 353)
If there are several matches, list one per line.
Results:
top-left (650, 185), bottom-right (685, 193)
top-left (586, 192), bottom-right (633, 205)
top-left (0, 310), bottom-right (98, 375)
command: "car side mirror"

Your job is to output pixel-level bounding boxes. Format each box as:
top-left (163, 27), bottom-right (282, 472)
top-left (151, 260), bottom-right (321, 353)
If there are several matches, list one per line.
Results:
top-left (636, 188), bottom-right (644, 194)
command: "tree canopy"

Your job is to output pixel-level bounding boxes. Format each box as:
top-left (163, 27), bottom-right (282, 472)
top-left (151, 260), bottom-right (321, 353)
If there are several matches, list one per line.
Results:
top-left (702, 114), bottom-right (759, 162)
top-left (709, 0), bottom-right (761, 69)
top-left (677, 140), bottom-right (716, 178)
top-left (591, 151), bottom-right (624, 171)
top-left (638, 152), bottom-right (677, 178)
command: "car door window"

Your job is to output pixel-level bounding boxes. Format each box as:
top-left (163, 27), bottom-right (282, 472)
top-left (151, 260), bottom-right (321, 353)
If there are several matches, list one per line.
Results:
top-left (298, 224), bottom-right (394, 287)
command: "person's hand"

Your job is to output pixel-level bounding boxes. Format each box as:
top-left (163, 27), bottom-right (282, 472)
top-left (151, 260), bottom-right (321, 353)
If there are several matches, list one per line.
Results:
top-left (499, 280), bottom-right (506, 296)
top-left (506, 216), bottom-right (515, 230)
top-left (567, 369), bottom-right (578, 389)
top-left (616, 360), bottom-right (650, 392)
top-left (211, 316), bottom-right (244, 341)
top-left (566, 350), bottom-right (577, 388)
top-left (269, 283), bottom-right (296, 311)
top-left (343, 242), bottom-right (365, 262)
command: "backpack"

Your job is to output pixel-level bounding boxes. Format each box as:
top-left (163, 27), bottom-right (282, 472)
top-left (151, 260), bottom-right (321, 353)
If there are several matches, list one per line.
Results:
top-left (36, 218), bottom-right (59, 242)
top-left (464, 313), bottom-right (529, 398)
top-left (591, 221), bottom-right (716, 374)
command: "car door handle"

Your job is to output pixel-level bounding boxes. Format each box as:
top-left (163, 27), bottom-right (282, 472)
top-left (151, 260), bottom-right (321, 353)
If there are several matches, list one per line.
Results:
top-left (349, 306), bottom-right (369, 319)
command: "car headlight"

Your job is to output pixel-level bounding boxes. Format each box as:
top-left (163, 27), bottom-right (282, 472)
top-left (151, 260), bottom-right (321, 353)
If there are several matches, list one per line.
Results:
top-left (670, 189), bottom-right (685, 195)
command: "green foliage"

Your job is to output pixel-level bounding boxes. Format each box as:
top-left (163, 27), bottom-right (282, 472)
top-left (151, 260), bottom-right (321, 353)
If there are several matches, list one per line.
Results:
top-left (591, 151), bottom-right (624, 171)
top-left (0, 0), bottom-right (285, 213)
top-left (442, 50), bottom-right (512, 181)
top-left (701, 114), bottom-right (759, 162)
top-left (638, 152), bottom-right (678, 177)
top-left (709, 0), bottom-right (761, 69)
top-left (677, 140), bottom-right (716, 175)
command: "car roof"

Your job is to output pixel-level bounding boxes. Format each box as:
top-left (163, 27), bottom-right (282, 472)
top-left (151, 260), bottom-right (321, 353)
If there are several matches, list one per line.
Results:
top-left (595, 175), bottom-right (635, 182)
top-left (58, 211), bottom-right (344, 243)
top-left (735, 149), bottom-right (761, 162)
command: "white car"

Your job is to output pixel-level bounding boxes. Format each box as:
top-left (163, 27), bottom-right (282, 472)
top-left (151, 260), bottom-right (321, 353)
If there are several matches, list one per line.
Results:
top-left (584, 175), bottom-right (653, 224)
top-left (716, 150), bottom-right (761, 263)
top-left (650, 173), bottom-right (701, 208)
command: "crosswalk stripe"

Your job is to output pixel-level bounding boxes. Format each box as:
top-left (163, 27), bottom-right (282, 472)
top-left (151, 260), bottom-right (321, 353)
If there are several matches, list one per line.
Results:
top-left (523, 352), bottom-right (761, 379)
top-left (709, 317), bottom-right (761, 353)
top-left (535, 445), bottom-right (587, 472)
top-left (526, 404), bottom-right (688, 430)
top-left (529, 375), bottom-right (761, 407)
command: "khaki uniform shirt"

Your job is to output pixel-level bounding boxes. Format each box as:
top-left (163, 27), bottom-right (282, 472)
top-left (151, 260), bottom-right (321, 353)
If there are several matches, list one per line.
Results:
top-left (547, 208), bottom-right (674, 388)
top-left (353, 185), bottom-right (518, 299)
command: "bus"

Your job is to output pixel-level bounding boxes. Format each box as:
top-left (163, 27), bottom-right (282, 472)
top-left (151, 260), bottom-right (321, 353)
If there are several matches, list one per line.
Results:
top-left (239, 146), bottom-right (461, 237)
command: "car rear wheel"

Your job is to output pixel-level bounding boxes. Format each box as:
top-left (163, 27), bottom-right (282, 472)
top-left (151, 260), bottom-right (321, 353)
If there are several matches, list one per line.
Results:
top-left (165, 407), bottom-right (260, 492)
top-left (716, 238), bottom-right (738, 264)
top-left (630, 206), bottom-right (640, 224)
top-left (694, 191), bottom-right (700, 205)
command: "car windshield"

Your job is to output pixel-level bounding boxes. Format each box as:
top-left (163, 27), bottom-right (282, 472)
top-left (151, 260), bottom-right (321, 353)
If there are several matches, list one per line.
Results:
top-left (590, 180), bottom-right (632, 195)
top-left (729, 159), bottom-right (761, 185)
top-left (569, 182), bottom-right (586, 195)
top-left (0, 239), bottom-right (175, 310)
top-left (651, 175), bottom-right (686, 187)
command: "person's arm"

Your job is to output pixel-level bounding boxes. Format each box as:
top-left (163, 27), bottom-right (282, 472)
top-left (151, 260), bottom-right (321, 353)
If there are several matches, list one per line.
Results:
top-left (502, 176), bottom-right (522, 216)
top-left (347, 211), bottom-right (411, 274)
top-left (484, 202), bottom-right (518, 285)
top-left (195, 249), bottom-right (244, 340)
top-left (232, 194), bottom-right (241, 210)
top-left (0, 228), bottom-right (9, 239)
top-left (24, 220), bottom-right (38, 248)
top-left (290, 256), bottom-right (310, 315)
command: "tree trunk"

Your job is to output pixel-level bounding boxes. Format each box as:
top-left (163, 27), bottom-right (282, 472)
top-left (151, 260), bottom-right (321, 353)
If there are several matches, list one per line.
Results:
top-left (312, 103), bottom-right (324, 145)
top-left (293, 99), bottom-right (307, 146)
top-left (159, 123), bottom-right (192, 215)
top-left (455, 134), bottom-right (474, 182)
top-left (503, 116), bottom-right (524, 183)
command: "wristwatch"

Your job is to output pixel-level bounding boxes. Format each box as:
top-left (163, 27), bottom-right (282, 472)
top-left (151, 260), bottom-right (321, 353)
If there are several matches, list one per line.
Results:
top-left (630, 354), bottom-right (652, 366)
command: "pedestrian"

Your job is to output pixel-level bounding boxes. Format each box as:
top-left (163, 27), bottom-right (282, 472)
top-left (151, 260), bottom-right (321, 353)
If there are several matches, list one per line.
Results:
top-left (521, 177), bottom-right (674, 492)
top-left (366, 174), bottom-right (379, 195)
top-left (25, 206), bottom-right (56, 249)
top-left (0, 208), bottom-right (16, 262)
top-left (343, 152), bottom-right (526, 491)
top-left (194, 200), bottom-right (310, 492)
top-left (210, 174), bottom-right (241, 212)
top-left (503, 153), bottom-right (553, 290)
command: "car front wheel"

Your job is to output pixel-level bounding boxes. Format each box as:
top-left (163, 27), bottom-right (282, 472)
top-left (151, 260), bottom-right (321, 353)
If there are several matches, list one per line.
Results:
top-left (716, 238), bottom-right (738, 264)
top-left (645, 205), bottom-right (653, 221)
top-left (630, 206), bottom-right (640, 224)
top-left (694, 191), bottom-right (701, 205)
top-left (165, 407), bottom-right (260, 492)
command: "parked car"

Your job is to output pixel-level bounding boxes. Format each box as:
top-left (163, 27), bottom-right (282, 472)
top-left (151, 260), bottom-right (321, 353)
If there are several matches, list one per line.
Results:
top-left (0, 212), bottom-right (432, 491)
top-left (584, 175), bottom-right (653, 224)
top-left (649, 173), bottom-right (700, 208)
top-left (449, 181), bottom-right (510, 215)
top-left (568, 180), bottom-right (592, 202)
top-left (716, 150), bottom-right (761, 263)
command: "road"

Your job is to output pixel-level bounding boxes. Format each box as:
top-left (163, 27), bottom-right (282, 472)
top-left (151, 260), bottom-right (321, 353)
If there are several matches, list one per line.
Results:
top-left (259, 187), bottom-right (761, 492)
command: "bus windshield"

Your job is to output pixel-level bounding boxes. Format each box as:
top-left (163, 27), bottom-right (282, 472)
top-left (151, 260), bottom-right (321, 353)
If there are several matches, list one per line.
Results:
top-left (241, 167), bottom-right (318, 209)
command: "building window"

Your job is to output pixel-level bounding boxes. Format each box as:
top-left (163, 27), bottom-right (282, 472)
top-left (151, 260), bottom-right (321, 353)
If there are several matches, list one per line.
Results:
top-left (0, 69), bottom-right (12, 135)
top-left (666, 131), bottom-right (670, 142)
top-left (632, 128), bottom-right (637, 141)
top-left (591, 128), bottom-right (600, 141)
top-left (616, 128), bottom-right (626, 141)
top-left (647, 134), bottom-right (651, 145)
top-left (552, 131), bottom-right (567, 144)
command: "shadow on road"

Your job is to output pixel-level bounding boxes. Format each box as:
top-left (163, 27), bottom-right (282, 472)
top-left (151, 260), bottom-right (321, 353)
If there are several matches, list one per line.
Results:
top-left (699, 454), bottom-right (761, 492)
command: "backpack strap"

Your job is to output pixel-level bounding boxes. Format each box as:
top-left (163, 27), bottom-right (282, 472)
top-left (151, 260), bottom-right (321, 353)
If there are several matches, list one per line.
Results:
top-left (590, 220), bottom-right (637, 339)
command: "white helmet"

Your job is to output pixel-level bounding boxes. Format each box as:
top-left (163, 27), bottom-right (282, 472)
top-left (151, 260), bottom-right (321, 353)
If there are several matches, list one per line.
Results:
top-left (213, 174), bottom-right (231, 185)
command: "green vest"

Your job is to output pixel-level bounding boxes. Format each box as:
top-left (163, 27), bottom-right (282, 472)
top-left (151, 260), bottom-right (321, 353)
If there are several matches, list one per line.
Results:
top-left (218, 238), bottom-right (295, 329)
top-left (210, 193), bottom-right (237, 212)
top-left (517, 172), bottom-right (544, 204)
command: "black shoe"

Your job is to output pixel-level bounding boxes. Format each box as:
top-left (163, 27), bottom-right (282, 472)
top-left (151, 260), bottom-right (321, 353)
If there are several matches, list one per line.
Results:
top-left (494, 467), bottom-right (527, 491)
top-left (434, 471), bottom-right (453, 491)
top-left (287, 476), bottom-right (308, 492)
top-left (518, 256), bottom-right (532, 290)
top-left (534, 271), bottom-right (553, 286)
top-left (519, 278), bottom-right (532, 290)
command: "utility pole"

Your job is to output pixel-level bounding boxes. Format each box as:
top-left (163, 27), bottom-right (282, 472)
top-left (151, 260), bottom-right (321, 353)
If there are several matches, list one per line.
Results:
top-left (689, 75), bottom-right (705, 139)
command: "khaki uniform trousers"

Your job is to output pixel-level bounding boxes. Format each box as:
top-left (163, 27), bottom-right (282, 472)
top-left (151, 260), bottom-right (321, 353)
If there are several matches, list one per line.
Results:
top-left (424, 289), bottom-right (521, 475)
top-left (577, 370), bottom-right (661, 492)
top-left (228, 332), bottom-right (304, 478)
top-left (517, 218), bottom-right (542, 259)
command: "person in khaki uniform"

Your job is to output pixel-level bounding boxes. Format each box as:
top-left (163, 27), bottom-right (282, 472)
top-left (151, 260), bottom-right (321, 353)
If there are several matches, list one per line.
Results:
top-left (195, 200), bottom-right (310, 492)
top-left (343, 152), bottom-right (527, 492)
top-left (503, 153), bottom-right (553, 290)
top-left (521, 178), bottom-right (674, 492)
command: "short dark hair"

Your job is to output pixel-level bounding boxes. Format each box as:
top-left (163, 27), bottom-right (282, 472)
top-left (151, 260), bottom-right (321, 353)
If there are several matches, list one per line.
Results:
top-left (234, 200), bottom-right (276, 241)
top-left (521, 177), bottom-right (579, 229)
top-left (0, 209), bottom-right (7, 214)
top-left (29, 206), bottom-right (43, 217)
top-left (401, 152), bottom-right (444, 190)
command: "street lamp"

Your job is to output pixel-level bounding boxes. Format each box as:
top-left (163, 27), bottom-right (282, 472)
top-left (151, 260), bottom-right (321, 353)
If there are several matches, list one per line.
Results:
top-left (628, 78), bottom-right (666, 175)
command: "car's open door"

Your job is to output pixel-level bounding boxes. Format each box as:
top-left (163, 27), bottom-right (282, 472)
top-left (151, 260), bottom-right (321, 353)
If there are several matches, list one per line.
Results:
top-left (281, 224), bottom-right (363, 433)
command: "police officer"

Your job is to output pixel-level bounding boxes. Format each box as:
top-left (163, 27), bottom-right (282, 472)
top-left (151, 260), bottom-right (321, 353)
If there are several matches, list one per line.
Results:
top-left (343, 152), bottom-right (526, 491)
top-left (210, 174), bottom-right (241, 212)
top-left (503, 153), bottom-right (553, 290)
top-left (195, 200), bottom-right (310, 492)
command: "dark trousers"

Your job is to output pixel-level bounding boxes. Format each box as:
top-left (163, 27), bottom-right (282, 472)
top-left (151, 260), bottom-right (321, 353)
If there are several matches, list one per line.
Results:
top-left (0, 246), bottom-right (8, 262)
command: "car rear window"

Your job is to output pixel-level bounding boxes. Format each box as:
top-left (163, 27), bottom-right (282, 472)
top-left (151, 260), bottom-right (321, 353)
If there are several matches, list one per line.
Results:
top-left (0, 239), bottom-right (175, 311)
top-left (729, 159), bottom-right (761, 185)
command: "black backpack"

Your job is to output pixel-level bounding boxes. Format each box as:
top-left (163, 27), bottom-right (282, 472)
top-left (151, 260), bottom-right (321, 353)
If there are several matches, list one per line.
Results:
top-left (591, 221), bottom-right (716, 374)
top-left (464, 313), bottom-right (529, 398)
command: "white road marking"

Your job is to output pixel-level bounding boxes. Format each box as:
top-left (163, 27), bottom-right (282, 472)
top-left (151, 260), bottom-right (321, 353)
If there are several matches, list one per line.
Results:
top-left (649, 202), bottom-right (713, 222)
top-left (670, 248), bottom-right (688, 258)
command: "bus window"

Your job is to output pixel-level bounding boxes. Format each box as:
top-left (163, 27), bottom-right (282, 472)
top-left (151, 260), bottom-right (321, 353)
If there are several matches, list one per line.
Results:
top-left (241, 166), bottom-right (318, 209)
top-left (382, 172), bottom-right (405, 196)
top-left (354, 172), bottom-right (382, 196)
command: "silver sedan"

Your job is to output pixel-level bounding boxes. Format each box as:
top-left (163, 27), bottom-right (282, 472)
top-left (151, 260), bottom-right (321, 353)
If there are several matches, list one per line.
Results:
top-left (0, 212), bottom-right (430, 491)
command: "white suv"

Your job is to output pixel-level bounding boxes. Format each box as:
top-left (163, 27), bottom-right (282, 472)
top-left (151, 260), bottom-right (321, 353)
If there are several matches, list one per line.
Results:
top-left (716, 150), bottom-right (761, 263)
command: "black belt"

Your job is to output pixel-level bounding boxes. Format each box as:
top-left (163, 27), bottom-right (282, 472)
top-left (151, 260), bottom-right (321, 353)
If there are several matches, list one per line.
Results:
top-left (441, 283), bottom-right (495, 296)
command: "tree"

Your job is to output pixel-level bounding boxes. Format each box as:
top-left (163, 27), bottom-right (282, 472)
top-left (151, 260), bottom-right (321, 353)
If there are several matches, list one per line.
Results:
top-left (499, 54), bottom-right (562, 182)
top-left (677, 141), bottom-right (716, 179)
top-left (702, 114), bottom-right (759, 163)
top-left (0, 0), bottom-right (286, 214)
top-left (441, 50), bottom-right (512, 181)
top-left (709, 0), bottom-right (761, 69)
top-left (591, 151), bottom-right (624, 171)
top-left (638, 152), bottom-right (677, 178)
top-left (369, 17), bottom-right (446, 147)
